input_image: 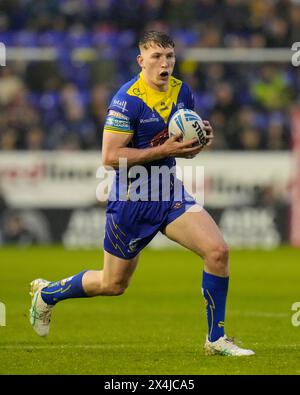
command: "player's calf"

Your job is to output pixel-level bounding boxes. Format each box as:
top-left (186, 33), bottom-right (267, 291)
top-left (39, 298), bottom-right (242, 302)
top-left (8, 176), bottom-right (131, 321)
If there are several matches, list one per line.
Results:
top-left (82, 270), bottom-right (129, 296)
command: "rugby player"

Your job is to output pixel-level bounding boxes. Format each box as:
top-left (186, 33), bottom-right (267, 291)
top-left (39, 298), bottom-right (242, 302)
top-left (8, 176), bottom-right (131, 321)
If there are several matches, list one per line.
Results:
top-left (29, 31), bottom-right (254, 356)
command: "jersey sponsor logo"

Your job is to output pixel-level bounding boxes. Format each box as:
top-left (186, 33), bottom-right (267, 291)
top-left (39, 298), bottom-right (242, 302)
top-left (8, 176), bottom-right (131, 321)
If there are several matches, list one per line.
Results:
top-left (108, 110), bottom-right (129, 120)
top-left (160, 101), bottom-right (168, 111)
top-left (150, 127), bottom-right (169, 147)
top-left (132, 87), bottom-right (146, 97)
top-left (170, 78), bottom-right (182, 87)
top-left (140, 114), bottom-right (160, 124)
top-left (105, 115), bottom-right (131, 131)
top-left (112, 99), bottom-right (128, 112)
top-left (177, 102), bottom-right (185, 109)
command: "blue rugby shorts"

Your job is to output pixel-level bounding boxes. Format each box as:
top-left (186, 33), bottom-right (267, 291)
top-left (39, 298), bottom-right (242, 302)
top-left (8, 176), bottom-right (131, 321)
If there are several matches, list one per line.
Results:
top-left (104, 188), bottom-right (199, 259)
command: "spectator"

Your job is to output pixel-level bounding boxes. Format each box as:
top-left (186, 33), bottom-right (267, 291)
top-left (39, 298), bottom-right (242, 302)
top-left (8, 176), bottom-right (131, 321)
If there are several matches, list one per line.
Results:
top-left (0, 67), bottom-right (24, 105)
top-left (239, 127), bottom-right (262, 150)
top-left (264, 17), bottom-right (291, 47)
top-left (266, 117), bottom-right (288, 150)
top-left (0, 129), bottom-right (18, 150)
top-left (251, 64), bottom-right (293, 111)
top-left (0, 0), bottom-right (296, 151)
top-left (226, 106), bottom-right (261, 149)
top-left (165, 0), bottom-right (197, 28)
top-left (290, 3), bottom-right (300, 44)
top-left (213, 82), bottom-right (239, 121)
top-left (1, 211), bottom-right (38, 245)
top-left (25, 126), bottom-right (45, 150)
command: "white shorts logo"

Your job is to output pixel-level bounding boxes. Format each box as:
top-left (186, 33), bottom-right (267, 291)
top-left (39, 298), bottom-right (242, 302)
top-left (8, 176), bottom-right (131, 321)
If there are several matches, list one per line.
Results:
top-left (128, 238), bottom-right (142, 253)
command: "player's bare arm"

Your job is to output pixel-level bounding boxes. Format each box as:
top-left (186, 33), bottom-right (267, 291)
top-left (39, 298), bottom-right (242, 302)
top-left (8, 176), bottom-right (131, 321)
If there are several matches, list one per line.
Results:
top-left (102, 131), bottom-right (204, 169)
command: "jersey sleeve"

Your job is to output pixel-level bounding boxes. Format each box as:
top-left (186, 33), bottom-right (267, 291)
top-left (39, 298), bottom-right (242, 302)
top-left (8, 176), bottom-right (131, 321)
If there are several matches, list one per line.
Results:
top-left (185, 84), bottom-right (195, 111)
top-left (104, 92), bottom-right (138, 135)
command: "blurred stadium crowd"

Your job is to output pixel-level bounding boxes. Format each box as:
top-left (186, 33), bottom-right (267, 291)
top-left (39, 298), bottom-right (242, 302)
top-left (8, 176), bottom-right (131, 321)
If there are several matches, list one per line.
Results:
top-left (0, 0), bottom-right (299, 151)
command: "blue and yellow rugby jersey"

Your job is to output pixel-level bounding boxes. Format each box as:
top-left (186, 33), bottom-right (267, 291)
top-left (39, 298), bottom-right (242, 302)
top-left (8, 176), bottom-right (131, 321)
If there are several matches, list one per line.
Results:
top-left (103, 72), bottom-right (194, 200)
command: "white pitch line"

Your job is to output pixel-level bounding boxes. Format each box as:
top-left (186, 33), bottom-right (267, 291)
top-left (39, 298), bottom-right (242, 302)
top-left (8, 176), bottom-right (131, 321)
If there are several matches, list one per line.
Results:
top-left (229, 310), bottom-right (289, 318)
top-left (0, 344), bottom-right (299, 351)
top-left (0, 344), bottom-right (145, 350)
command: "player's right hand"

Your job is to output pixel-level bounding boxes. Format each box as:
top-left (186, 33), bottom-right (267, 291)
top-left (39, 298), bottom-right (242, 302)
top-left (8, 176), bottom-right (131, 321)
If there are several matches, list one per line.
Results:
top-left (161, 135), bottom-right (204, 159)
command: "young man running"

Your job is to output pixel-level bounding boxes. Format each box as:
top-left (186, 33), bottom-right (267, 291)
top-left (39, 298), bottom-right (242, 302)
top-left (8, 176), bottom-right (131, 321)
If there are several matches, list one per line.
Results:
top-left (29, 31), bottom-right (254, 357)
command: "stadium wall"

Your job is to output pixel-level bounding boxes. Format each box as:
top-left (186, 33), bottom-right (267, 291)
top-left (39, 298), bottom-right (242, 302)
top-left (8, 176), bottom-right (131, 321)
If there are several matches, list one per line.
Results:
top-left (0, 152), bottom-right (291, 249)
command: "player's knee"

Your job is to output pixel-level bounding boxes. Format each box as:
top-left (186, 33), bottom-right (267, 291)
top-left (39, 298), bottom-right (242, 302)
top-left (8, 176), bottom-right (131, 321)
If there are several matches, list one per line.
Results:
top-left (207, 242), bottom-right (229, 268)
top-left (102, 281), bottom-right (128, 296)
top-left (110, 284), bottom-right (127, 296)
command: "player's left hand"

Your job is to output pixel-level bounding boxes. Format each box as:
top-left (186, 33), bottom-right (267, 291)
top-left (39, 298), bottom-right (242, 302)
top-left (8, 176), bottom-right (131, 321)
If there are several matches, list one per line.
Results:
top-left (203, 120), bottom-right (214, 147)
top-left (184, 120), bottom-right (214, 158)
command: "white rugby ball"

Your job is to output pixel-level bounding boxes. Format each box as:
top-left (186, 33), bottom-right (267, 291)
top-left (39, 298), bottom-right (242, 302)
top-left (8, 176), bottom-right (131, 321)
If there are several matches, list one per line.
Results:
top-left (168, 108), bottom-right (207, 147)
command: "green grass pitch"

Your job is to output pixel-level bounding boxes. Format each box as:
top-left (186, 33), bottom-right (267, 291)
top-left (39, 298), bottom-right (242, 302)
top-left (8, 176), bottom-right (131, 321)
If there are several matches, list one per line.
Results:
top-left (0, 246), bottom-right (299, 375)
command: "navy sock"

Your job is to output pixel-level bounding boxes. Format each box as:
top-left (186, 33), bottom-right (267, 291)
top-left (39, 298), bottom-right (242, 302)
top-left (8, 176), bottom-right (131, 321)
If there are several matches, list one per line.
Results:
top-left (202, 271), bottom-right (229, 342)
top-left (41, 270), bottom-right (88, 305)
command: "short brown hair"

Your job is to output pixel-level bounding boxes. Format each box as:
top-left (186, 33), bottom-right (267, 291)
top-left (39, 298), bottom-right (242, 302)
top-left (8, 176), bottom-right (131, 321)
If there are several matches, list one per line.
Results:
top-left (139, 31), bottom-right (175, 50)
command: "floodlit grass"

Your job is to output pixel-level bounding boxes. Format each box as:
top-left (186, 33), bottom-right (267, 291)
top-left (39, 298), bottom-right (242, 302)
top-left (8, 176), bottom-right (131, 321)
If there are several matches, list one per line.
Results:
top-left (0, 246), bottom-right (299, 375)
